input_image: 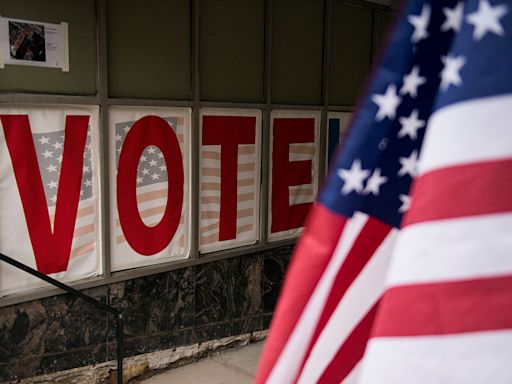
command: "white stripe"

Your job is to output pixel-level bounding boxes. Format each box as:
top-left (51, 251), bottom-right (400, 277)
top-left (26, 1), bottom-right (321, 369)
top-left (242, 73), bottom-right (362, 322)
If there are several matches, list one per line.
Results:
top-left (420, 94), bottom-right (512, 175)
top-left (341, 362), bottom-right (360, 384)
top-left (266, 213), bottom-right (369, 384)
top-left (297, 229), bottom-right (397, 384)
top-left (201, 175), bottom-right (221, 183)
top-left (289, 152), bottom-right (314, 162)
top-left (358, 330), bottom-right (512, 384)
top-left (386, 212), bottom-right (512, 287)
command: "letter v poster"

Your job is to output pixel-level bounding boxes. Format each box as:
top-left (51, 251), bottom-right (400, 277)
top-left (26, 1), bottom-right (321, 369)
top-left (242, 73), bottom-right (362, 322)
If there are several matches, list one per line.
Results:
top-left (109, 107), bottom-right (191, 271)
top-left (0, 105), bottom-right (102, 295)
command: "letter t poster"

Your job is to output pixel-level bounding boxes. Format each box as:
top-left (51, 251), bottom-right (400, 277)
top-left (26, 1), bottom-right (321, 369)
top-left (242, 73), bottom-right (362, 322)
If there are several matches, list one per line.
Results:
top-left (0, 105), bottom-right (102, 295)
top-left (269, 110), bottom-right (320, 241)
top-left (199, 109), bottom-right (261, 253)
top-left (109, 107), bottom-right (191, 271)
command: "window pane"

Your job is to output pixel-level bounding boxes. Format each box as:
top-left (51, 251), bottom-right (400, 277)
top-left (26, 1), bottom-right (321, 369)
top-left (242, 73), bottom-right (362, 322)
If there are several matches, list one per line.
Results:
top-left (271, 0), bottom-right (324, 105)
top-left (200, 0), bottom-right (265, 102)
top-left (107, 0), bottom-right (190, 99)
top-left (328, 1), bottom-right (373, 106)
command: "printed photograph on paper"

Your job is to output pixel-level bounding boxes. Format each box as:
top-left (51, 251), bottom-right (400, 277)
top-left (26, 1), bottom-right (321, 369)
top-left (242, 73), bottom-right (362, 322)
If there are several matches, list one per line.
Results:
top-left (8, 21), bottom-right (46, 62)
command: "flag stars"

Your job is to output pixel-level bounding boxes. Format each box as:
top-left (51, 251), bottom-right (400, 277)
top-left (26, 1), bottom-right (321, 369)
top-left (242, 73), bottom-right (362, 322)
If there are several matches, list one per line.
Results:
top-left (338, 159), bottom-right (370, 195)
top-left (364, 168), bottom-right (388, 196)
top-left (147, 146), bottom-right (156, 154)
top-left (140, 155), bottom-right (147, 162)
top-left (157, 153), bottom-right (164, 159)
top-left (398, 109), bottom-right (425, 140)
top-left (57, 155), bottom-right (63, 163)
top-left (47, 180), bottom-right (58, 189)
top-left (151, 173), bottom-right (160, 180)
top-left (149, 159), bottom-right (158, 167)
top-left (52, 141), bottom-right (63, 150)
top-left (42, 149), bottom-right (53, 159)
top-left (50, 194), bottom-right (57, 204)
top-left (398, 194), bottom-right (412, 213)
top-left (137, 176), bottom-right (144, 184)
top-left (372, 84), bottom-right (402, 121)
top-left (466, 0), bottom-right (508, 41)
top-left (398, 150), bottom-right (419, 177)
top-left (115, 134), bottom-right (123, 142)
top-left (142, 168), bottom-right (150, 175)
top-left (46, 164), bottom-right (57, 173)
top-left (123, 126), bottom-right (130, 133)
top-left (440, 55), bottom-right (466, 91)
top-left (159, 164), bottom-right (167, 172)
top-left (408, 4), bottom-right (431, 43)
top-left (38, 136), bottom-right (50, 145)
top-left (83, 165), bottom-right (90, 173)
top-left (442, 2), bottom-right (465, 32)
top-left (400, 66), bottom-right (426, 98)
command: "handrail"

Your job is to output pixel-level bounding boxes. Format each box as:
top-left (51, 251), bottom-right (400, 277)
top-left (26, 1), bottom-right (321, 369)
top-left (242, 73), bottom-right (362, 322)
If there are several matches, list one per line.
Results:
top-left (0, 252), bottom-right (124, 384)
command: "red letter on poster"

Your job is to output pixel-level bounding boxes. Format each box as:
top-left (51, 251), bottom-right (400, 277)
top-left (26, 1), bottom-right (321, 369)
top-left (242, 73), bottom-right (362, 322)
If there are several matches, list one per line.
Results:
top-left (117, 116), bottom-right (184, 255)
top-left (1, 115), bottom-right (89, 274)
top-left (271, 118), bottom-right (315, 233)
top-left (202, 116), bottom-right (256, 241)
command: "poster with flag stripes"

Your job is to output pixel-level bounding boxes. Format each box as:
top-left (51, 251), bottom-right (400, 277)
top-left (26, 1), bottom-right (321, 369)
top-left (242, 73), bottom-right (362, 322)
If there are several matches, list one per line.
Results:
top-left (268, 110), bottom-right (320, 242)
top-left (109, 107), bottom-right (191, 271)
top-left (0, 105), bottom-right (102, 295)
top-left (199, 109), bottom-right (261, 253)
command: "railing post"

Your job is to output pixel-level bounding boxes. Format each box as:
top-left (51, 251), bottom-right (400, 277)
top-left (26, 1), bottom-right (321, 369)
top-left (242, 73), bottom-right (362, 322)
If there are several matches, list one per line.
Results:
top-left (117, 314), bottom-right (124, 384)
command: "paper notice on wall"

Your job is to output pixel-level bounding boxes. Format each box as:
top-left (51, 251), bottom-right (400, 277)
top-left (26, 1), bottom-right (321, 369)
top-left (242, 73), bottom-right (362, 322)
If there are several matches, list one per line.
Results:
top-left (0, 16), bottom-right (69, 71)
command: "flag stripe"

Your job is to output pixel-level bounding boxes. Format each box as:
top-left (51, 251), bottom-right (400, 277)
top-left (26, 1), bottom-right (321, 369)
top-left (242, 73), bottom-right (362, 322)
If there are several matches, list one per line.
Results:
top-left (387, 212), bottom-right (512, 287)
top-left (317, 302), bottom-right (379, 384)
top-left (360, 330), bottom-right (512, 384)
top-left (419, 95), bottom-right (512, 175)
top-left (255, 205), bottom-right (348, 384)
top-left (296, 226), bottom-right (396, 384)
top-left (70, 242), bottom-right (95, 259)
top-left (136, 189), bottom-right (168, 203)
top-left (201, 208), bottom-right (253, 220)
top-left (374, 275), bottom-right (512, 337)
top-left (405, 158), bottom-right (512, 226)
top-left (297, 217), bottom-right (391, 378)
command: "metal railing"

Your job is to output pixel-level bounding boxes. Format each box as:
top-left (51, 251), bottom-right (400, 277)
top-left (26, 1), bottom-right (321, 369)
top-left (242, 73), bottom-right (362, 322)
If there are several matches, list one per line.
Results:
top-left (0, 252), bottom-right (124, 384)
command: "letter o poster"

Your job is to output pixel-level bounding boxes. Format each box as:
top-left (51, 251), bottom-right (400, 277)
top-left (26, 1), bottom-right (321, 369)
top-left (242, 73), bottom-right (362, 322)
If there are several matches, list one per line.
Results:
top-left (109, 107), bottom-right (191, 271)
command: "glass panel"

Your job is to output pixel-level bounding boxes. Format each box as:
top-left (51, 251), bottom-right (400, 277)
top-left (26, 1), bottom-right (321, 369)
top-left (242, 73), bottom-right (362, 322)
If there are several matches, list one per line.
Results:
top-left (200, 0), bottom-right (265, 102)
top-left (328, 1), bottom-right (373, 106)
top-left (271, 0), bottom-right (324, 105)
top-left (107, 0), bottom-right (190, 99)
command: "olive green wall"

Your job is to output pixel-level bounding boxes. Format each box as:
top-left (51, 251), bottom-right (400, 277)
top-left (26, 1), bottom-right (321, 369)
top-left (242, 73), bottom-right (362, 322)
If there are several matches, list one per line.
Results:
top-left (0, 0), bottom-right (393, 106)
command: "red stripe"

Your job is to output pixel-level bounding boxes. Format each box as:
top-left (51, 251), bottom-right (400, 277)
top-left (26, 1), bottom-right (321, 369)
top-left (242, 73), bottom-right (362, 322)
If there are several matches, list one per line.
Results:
top-left (405, 158), bottom-right (512, 227)
top-left (295, 217), bottom-right (391, 381)
top-left (316, 301), bottom-right (380, 384)
top-left (255, 204), bottom-right (347, 384)
top-left (373, 274), bottom-right (512, 337)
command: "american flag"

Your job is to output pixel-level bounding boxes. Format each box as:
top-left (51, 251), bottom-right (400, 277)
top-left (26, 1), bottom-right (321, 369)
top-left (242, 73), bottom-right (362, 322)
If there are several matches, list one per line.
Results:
top-left (256, 0), bottom-right (512, 383)
top-left (33, 126), bottom-right (96, 261)
top-left (114, 117), bottom-right (186, 251)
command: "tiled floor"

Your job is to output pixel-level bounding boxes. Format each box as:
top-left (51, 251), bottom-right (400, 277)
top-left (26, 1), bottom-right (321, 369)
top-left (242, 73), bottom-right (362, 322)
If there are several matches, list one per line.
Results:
top-left (140, 342), bottom-right (264, 383)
